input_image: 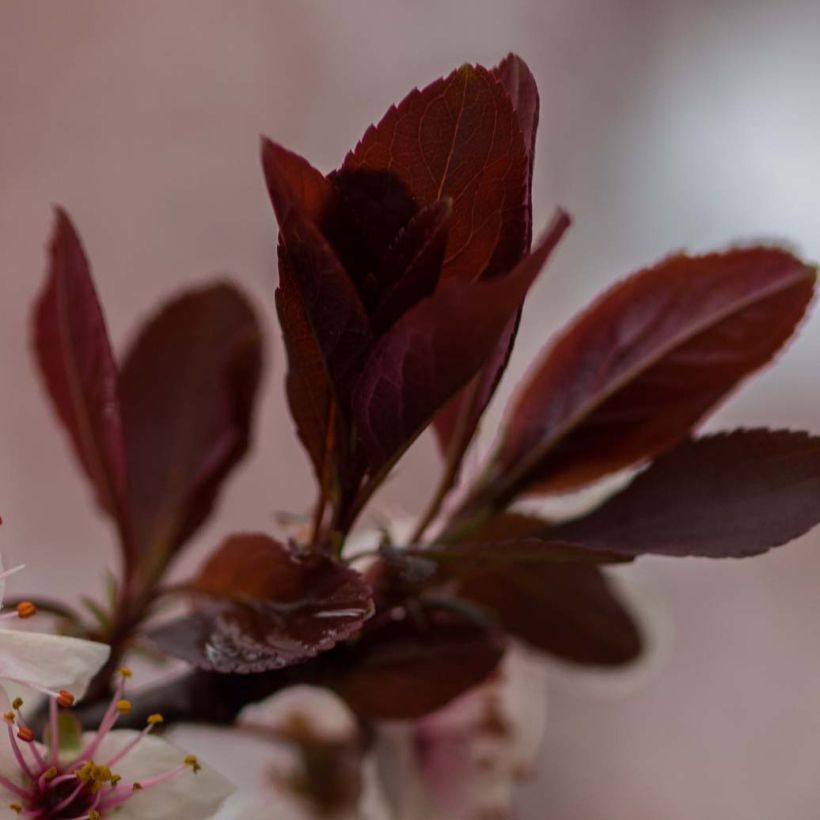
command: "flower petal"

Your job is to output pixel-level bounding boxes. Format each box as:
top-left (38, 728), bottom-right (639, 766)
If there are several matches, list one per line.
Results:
top-left (92, 730), bottom-right (234, 820)
top-left (237, 685), bottom-right (357, 743)
top-left (0, 629), bottom-right (109, 698)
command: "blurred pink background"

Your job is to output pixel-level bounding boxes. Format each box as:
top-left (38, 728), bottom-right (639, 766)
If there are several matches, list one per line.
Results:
top-left (3, 2), bottom-right (820, 817)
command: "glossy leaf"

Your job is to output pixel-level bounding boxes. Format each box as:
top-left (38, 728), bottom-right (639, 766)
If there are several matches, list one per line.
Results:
top-left (458, 562), bottom-right (641, 665)
top-left (119, 284), bottom-right (262, 560)
top-left (551, 429), bottom-right (820, 558)
top-left (494, 248), bottom-right (815, 498)
top-left (150, 534), bottom-right (374, 673)
top-left (345, 63), bottom-right (529, 284)
top-left (325, 613), bottom-right (504, 720)
top-left (353, 211), bottom-right (570, 471)
top-left (33, 210), bottom-right (131, 556)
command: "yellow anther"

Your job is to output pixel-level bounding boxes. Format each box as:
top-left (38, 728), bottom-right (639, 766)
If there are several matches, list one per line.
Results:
top-left (15, 601), bottom-right (36, 619)
top-left (3, 712), bottom-right (14, 723)
top-left (147, 713), bottom-right (164, 725)
top-left (89, 812), bottom-right (101, 820)
top-left (11, 698), bottom-right (22, 711)
top-left (116, 699), bottom-right (132, 714)
top-left (9, 804), bottom-right (21, 814)
top-left (184, 754), bottom-right (201, 773)
top-left (132, 782), bottom-right (143, 791)
top-left (43, 767), bottom-right (58, 781)
top-left (76, 761), bottom-right (95, 785)
top-left (118, 667), bottom-right (133, 678)
top-left (111, 774), bottom-right (122, 786)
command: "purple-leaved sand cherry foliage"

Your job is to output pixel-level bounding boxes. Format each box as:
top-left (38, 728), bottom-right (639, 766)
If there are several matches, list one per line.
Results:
top-left (14, 51), bottom-right (820, 816)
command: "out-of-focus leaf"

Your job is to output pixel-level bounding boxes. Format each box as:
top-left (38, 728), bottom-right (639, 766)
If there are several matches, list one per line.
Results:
top-left (33, 210), bottom-right (132, 558)
top-left (352, 211), bottom-right (570, 471)
top-left (551, 429), bottom-right (820, 558)
top-left (458, 561), bottom-right (641, 666)
top-left (324, 613), bottom-right (505, 720)
top-left (119, 284), bottom-right (262, 561)
top-left (345, 63), bottom-right (529, 284)
top-left (150, 534), bottom-right (374, 673)
top-left (494, 248), bottom-right (815, 498)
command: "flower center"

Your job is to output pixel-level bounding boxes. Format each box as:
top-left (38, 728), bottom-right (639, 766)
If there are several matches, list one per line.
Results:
top-left (1, 669), bottom-right (199, 819)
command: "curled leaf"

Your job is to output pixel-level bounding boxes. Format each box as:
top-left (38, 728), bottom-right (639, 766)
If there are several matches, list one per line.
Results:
top-left (150, 534), bottom-right (374, 673)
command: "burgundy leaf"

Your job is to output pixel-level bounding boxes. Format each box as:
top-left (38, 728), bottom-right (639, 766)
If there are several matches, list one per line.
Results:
top-left (276, 264), bottom-right (337, 485)
top-left (424, 512), bottom-right (630, 566)
top-left (458, 562), bottom-right (641, 666)
top-left (353, 211), bottom-right (570, 471)
top-left (551, 429), bottom-right (820, 558)
top-left (324, 167), bottom-right (417, 309)
top-left (371, 199), bottom-right (452, 335)
top-left (345, 63), bottom-right (529, 284)
top-left (33, 210), bottom-right (131, 556)
top-left (431, 55), bottom-right (540, 473)
top-left (325, 613), bottom-right (504, 720)
top-left (492, 53), bottom-right (539, 241)
top-left (262, 138), bottom-right (372, 395)
top-left (150, 534), bottom-right (374, 673)
top-left (494, 248), bottom-right (815, 499)
top-left (119, 283), bottom-right (262, 559)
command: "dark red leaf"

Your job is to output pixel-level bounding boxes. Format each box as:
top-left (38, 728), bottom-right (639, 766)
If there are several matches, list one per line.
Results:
top-left (262, 138), bottom-right (372, 396)
top-left (150, 534), bottom-right (374, 673)
top-left (458, 562), bottom-right (641, 666)
top-left (33, 210), bottom-right (131, 556)
top-left (352, 211), bottom-right (570, 471)
top-left (551, 429), bottom-right (820, 558)
top-left (370, 199), bottom-right (452, 335)
top-left (494, 248), bottom-right (815, 498)
top-left (431, 55), bottom-right (540, 473)
top-left (345, 63), bottom-right (529, 284)
top-left (323, 167), bottom-right (417, 310)
top-left (492, 53), bottom-right (539, 240)
top-left (324, 613), bottom-right (504, 720)
top-left (276, 264), bottom-right (337, 486)
top-left (119, 284), bottom-right (262, 559)
top-left (424, 512), bottom-right (630, 566)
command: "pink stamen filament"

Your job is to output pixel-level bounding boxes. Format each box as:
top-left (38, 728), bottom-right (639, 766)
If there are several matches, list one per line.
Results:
top-left (103, 722), bottom-right (156, 769)
top-left (49, 698), bottom-right (59, 767)
top-left (6, 721), bottom-right (36, 781)
top-left (0, 564), bottom-right (25, 583)
top-left (0, 769), bottom-right (32, 801)
top-left (97, 762), bottom-right (189, 813)
top-left (47, 779), bottom-right (85, 815)
top-left (71, 677), bottom-right (127, 768)
top-left (15, 713), bottom-right (48, 772)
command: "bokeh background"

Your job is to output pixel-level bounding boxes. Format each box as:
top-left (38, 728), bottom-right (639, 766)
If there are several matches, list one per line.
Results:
top-left (2, 2), bottom-right (820, 817)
